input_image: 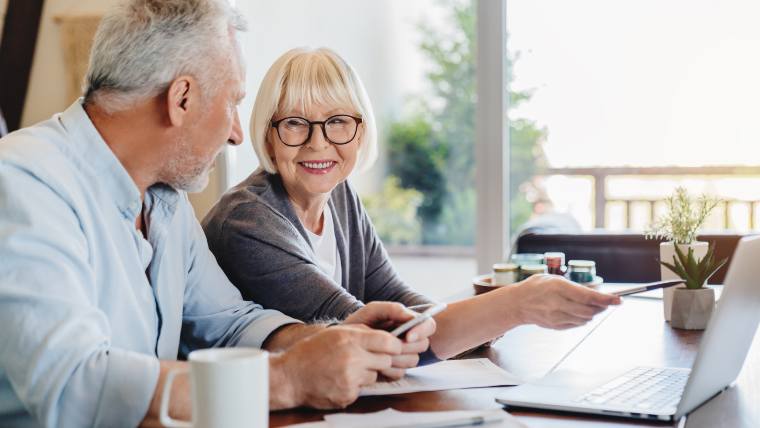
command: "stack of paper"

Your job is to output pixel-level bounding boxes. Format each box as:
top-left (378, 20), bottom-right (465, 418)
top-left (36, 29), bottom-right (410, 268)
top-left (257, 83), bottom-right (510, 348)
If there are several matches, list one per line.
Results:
top-left (360, 358), bottom-right (522, 396)
top-left (285, 408), bottom-right (527, 428)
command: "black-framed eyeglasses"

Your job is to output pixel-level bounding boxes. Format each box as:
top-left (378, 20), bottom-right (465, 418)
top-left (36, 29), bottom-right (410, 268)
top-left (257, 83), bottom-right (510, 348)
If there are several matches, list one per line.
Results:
top-left (271, 115), bottom-right (363, 147)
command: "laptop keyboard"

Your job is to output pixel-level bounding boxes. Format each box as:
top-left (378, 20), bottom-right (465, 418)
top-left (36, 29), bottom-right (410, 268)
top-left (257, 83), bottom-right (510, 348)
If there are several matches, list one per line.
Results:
top-left (576, 367), bottom-right (690, 413)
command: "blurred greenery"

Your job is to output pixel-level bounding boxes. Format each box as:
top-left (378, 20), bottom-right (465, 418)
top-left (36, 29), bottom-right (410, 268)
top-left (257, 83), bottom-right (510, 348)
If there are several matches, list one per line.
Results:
top-left (370, 0), bottom-right (547, 245)
top-left (362, 176), bottom-right (424, 244)
top-left (386, 115), bottom-right (447, 240)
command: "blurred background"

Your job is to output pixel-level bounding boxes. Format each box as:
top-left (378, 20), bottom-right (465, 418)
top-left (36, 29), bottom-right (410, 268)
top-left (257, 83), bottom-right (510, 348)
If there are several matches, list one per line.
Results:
top-left (3, 0), bottom-right (760, 299)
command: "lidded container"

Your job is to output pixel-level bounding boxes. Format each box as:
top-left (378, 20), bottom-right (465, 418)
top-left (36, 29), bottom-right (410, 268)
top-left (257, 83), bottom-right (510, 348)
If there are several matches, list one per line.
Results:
top-left (567, 260), bottom-right (596, 284)
top-left (544, 252), bottom-right (566, 275)
top-left (511, 253), bottom-right (545, 266)
top-left (519, 264), bottom-right (548, 281)
top-left (492, 263), bottom-right (519, 286)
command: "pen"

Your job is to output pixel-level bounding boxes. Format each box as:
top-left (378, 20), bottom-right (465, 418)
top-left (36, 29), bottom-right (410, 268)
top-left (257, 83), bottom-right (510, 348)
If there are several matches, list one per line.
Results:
top-left (381, 413), bottom-right (504, 428)
top-left (612, 279), bottom-right (685, 297)
top-left (406, 303), bottom-right (435, 312)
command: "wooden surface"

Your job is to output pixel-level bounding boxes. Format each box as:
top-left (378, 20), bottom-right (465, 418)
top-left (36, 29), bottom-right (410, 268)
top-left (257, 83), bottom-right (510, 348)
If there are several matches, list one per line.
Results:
top-left (270, 289), bottom-right (760, 427)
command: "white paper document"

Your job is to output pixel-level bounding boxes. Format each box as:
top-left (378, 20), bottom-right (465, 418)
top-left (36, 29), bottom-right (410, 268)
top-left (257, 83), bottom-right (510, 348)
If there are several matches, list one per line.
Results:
top-left (360, 358), bottom-right (522, 396)
top-left (285, 408), bottom-right (527, 428)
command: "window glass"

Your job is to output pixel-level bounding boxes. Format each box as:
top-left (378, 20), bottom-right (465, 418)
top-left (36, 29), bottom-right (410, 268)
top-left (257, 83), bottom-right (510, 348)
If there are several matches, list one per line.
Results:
top-left (507, 0), bottom-right (760, 234)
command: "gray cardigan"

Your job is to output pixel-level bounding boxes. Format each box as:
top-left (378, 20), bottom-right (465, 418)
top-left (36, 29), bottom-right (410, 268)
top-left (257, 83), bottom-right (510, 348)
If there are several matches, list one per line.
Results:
top-left (202, 172), bottom-right (432, 322)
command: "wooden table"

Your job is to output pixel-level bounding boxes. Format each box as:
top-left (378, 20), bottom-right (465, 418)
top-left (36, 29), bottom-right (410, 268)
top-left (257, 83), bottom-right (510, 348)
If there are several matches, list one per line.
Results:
top-left (270, 288), bottom-right (760, 427)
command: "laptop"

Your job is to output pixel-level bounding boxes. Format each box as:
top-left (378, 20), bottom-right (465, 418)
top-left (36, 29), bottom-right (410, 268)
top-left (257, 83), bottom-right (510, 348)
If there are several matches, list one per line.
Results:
top-left (496, 235), bottom-right (760, 421)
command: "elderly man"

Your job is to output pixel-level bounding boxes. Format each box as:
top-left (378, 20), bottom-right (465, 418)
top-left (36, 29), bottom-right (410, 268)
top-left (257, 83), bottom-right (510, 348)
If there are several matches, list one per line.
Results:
top-left (0, 0), bottom-right (434, 426)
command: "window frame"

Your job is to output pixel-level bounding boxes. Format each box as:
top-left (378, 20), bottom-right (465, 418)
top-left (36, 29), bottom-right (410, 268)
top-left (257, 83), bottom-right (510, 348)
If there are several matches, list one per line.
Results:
top-left (475, 0), bottom-right (510, 273)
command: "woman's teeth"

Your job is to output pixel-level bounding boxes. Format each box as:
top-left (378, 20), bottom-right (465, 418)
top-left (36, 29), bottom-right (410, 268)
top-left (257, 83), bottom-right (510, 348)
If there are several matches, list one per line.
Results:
top-left (301, 161), bottom-right (335, 169)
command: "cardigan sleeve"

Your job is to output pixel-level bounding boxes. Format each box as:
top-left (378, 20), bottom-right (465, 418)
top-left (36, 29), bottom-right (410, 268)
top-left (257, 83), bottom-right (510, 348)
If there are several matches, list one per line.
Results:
top-left (203, 201), bottom-right (364, 322)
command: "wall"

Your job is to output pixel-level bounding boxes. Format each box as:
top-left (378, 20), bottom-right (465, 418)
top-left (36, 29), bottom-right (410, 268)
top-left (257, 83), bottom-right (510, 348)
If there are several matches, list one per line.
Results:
top-left (0, 0), bottom-right (7, 37)
top-left (21, 0), bottom-right (118, 127)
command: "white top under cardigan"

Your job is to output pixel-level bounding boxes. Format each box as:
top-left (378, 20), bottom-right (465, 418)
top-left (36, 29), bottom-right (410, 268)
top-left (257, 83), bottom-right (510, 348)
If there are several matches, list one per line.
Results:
top-left (303, 205), bottom-right (342, 285)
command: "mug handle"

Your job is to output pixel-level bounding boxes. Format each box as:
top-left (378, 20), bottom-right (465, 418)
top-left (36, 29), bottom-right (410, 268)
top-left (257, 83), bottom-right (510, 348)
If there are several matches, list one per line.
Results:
top-left (160, 367), bottom-right (192, 428)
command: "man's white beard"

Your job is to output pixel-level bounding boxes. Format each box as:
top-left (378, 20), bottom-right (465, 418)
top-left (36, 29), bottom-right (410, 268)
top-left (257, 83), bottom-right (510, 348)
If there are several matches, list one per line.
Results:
top-left (176, 166), bottom-right (211, 193)
top-left (162, 138), bottom-right (218, 193)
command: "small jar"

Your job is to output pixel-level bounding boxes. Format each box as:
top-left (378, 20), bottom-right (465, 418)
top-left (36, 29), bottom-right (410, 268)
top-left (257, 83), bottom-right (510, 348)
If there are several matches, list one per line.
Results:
top-left (567, 260), bottom-right (596, 284)
top-left (492, 263), bottom-right (519, 285)
top-left (511, 253), bottom-right (545, 266)
top-left (544, 252), bottom-right (566, 275)
top-left (519, 264), bottom-right (548, 281)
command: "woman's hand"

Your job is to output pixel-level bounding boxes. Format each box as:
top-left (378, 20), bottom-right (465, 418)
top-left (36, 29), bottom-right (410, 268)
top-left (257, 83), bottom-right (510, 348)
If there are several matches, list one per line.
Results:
top-left (508, 274), bottom-right (621, 329)
top-left (421, 274), bottom-right (619, 360)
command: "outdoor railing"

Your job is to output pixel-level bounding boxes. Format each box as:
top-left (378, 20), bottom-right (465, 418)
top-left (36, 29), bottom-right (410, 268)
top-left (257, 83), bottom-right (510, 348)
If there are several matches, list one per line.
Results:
top-left (543, 166), bottom-right (760, 229)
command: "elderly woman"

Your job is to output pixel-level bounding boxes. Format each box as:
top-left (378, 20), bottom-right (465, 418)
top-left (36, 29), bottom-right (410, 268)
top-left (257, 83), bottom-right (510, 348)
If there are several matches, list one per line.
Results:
top-left (203, 48), bottom-right (620, 360)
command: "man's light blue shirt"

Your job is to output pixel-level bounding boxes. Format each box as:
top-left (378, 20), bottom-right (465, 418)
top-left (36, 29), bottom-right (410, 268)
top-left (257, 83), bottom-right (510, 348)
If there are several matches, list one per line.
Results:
top-left (0, 101), bottom-right (300, 427)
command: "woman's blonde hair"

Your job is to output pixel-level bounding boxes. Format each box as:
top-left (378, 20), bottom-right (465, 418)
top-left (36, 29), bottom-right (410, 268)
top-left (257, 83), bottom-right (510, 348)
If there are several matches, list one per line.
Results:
top-left (250, 47), bottom-right (378, 174)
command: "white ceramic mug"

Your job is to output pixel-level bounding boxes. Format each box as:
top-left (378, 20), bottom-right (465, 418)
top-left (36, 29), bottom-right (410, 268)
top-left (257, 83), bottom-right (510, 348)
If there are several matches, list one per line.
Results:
top-left (160, 348), bottom-right (268, 428)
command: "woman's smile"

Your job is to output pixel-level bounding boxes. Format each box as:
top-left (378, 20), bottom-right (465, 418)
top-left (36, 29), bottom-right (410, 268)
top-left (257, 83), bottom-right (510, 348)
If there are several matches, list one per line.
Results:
top-left (298, 159), bottom-right (337, 175)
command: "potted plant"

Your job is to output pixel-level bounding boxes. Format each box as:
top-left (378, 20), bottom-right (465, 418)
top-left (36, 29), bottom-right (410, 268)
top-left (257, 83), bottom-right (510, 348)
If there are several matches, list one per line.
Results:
top-left (646, 187), bottom-right (721, 321)
top-left (659, 245), bottom-right (727, 329)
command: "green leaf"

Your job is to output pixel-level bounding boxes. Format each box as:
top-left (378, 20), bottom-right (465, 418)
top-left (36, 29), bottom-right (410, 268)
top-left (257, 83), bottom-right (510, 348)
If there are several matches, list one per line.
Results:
top-left (673, 244), bottom-right (689, 269)
top-left (699, 246), bottom-right (715, 280)
top-left (703, 257), bottom-right (728, 285)
top-left (660, 259), bottom-right (688, 280)
top-left (686, 247), bottom-right (699, 279)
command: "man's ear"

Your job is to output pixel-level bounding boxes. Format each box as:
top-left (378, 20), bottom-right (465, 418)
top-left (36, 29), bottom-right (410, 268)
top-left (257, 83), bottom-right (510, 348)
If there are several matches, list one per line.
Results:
top-left (166, 75), bottom-right (195, 127)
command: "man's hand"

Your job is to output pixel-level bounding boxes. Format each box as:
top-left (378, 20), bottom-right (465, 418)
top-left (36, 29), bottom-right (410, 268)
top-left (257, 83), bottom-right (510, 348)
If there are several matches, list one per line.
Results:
top-left (344, 302), bottom-right (436, 379)
top-left (269, 324), bottom-right (402, 409)
top-left (510, 274), bottom-right (621, 329)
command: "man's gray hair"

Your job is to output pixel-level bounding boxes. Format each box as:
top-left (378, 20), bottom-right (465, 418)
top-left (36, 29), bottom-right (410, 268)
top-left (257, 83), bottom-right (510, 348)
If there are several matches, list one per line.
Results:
top-left (84, 0), bottom-right (247, 113)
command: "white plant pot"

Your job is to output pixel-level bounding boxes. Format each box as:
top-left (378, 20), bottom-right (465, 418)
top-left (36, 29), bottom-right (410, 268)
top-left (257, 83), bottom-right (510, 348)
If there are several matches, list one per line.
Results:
top-left (660, 241), bottom-right (708, 321)
top-left (671, 287), bottom-right (715, 330)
